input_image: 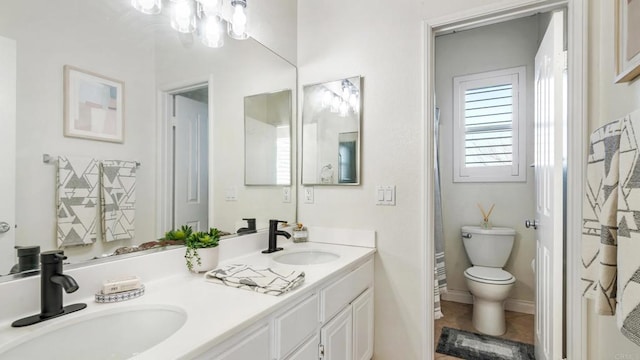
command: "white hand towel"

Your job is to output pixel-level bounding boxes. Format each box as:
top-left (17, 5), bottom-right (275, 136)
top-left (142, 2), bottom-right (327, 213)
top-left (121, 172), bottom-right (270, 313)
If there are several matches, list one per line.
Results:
top-left (615, 110), bottom-right (640, 346)
top-left (205, 264), bottom-right (305, 296)
top-left (57, 156), bottom-right (100, 247)
top-left (100, 160), bottom-right (136, 242)
top-left (582, 119), bottom-right (620, 315)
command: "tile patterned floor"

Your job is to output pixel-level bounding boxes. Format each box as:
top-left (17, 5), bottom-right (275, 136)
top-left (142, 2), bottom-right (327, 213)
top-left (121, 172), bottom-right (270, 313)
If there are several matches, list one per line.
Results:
top-left (434, 300), bottom-right (534, 360)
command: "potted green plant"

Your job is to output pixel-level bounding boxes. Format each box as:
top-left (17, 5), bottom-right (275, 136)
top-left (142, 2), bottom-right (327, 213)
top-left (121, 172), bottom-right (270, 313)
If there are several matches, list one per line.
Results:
top-left (184, 227), bottom-right (221, 272)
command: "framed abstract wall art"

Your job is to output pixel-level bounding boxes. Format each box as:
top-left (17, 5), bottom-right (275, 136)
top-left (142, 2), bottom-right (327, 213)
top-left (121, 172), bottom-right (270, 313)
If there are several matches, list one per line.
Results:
top-left (615, 0), bottom-right (640, 83)
top-left (63, 65), bottom-right (125, 142)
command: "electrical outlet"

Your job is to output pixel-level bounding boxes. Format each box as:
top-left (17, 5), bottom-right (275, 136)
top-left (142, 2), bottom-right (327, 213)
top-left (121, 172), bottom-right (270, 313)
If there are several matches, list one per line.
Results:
top-left (304, 187), bottom-right (314, 204)
top-left (282, 187), bottom-right (291, 203)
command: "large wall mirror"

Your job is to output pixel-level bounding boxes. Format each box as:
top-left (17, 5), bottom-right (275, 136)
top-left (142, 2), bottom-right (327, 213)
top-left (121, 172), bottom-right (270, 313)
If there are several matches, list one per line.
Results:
top-left (244, 90), bottom-right (292, 186)
top-left (0, 0), bottom-right (296, 277)
top-left (302, 76), bottom-right (362, 185)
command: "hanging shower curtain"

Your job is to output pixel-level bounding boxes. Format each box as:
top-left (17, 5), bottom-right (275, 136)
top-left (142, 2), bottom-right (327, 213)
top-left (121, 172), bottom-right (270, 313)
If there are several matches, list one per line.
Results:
top-left (434, 107), bottom-right (448, 319)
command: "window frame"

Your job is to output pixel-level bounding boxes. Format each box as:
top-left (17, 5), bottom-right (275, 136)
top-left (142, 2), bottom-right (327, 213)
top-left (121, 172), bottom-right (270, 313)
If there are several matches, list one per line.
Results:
top-left (452, 66), bottom-right (527, 183)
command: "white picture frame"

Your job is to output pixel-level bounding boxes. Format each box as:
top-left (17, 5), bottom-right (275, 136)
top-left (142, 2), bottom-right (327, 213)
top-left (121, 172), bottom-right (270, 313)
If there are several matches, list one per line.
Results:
top-left (615, 0), bottom-right (640, 83)
top-left (63, 65), bottom-right (125, 143)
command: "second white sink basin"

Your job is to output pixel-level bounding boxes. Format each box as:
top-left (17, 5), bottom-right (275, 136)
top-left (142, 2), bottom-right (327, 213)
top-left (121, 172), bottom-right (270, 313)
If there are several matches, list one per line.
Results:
top-left (0, 305), bottom-right (187, 360)
top-left (275, 250), bottom-right (340, 265)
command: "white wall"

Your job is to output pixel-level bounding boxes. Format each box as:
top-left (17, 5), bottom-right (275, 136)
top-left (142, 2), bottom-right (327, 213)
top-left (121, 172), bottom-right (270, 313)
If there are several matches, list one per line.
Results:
top-left (297, 0), bottom-right (426, 358)
top-left (587, 0), bottom-right (640, 358)
top-left (435, 16), bottom-right (540, 303)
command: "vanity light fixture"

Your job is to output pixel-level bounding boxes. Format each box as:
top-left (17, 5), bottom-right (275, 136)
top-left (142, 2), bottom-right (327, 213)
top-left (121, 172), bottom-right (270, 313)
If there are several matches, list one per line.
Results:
top-left (131, 0), bottom-right (247, 48)
top-left (227, 0), bottom-right (248, 40)
top-left (170, 0), bottom-right (197, 34)
top-left (131, 0), bottom-right (162, 15)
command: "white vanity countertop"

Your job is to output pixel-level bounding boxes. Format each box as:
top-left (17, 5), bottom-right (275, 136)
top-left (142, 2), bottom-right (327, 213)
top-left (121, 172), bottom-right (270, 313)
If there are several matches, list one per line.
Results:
top-left (0, 240), bottom-right (375, 359)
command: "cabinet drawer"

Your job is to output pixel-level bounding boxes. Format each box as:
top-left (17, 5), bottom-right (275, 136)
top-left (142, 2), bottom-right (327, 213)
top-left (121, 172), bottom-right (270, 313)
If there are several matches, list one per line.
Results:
top-left (194, 323), bottom-right (270, 360)
top-left (321, 259), bottom-right (373, 322)
top-left (275, 293), bottom-right (319, 358)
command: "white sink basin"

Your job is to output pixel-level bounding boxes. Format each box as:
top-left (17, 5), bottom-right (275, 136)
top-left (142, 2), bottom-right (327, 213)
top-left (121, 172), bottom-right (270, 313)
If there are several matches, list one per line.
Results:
top-left (0, 305), bottom-right (187, 360)
top-left (275, 250), bottom-right (340, 265)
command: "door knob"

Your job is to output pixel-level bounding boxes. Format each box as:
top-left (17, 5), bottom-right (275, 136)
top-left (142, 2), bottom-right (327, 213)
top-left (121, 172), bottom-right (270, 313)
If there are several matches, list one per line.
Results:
top-left (525, 219), bottom-right (539, 230)
top-left (0, 222), bottom-right (10, 233)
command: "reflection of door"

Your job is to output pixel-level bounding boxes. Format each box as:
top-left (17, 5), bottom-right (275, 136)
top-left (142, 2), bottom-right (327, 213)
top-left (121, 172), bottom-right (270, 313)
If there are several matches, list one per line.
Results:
top-left (338, 132), bottom-right (357, 184)
top-left (533, 11), bottom-right (565, 360)
top-left (0, 36), bottom-right (16, 273)
top-left (174, 95), bottom-right (209, 232)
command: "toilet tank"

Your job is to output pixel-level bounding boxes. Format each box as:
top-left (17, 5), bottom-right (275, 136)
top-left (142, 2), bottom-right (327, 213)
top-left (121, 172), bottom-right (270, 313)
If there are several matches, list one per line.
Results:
top-left (461, 226), bottom-right (516, 267)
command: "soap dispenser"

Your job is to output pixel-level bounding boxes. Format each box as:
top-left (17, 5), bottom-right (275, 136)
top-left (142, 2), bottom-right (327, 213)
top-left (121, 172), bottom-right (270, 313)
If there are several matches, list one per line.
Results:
top-left (292, 223), bottom-right (308, 243)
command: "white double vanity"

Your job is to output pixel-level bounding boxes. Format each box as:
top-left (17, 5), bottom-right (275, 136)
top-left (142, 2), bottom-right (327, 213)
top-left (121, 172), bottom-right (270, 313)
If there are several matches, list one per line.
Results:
top-left (0, 230), bottom-right (375, 360)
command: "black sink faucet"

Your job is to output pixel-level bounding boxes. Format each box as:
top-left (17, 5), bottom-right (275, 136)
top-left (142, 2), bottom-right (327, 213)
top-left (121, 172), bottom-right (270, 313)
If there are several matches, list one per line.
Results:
top-left (237, 218), bottom-right (257, 235)
top-left (12, 250), bottom-right (87, 327)
top-left (262, 220), bottom-right (290, 254)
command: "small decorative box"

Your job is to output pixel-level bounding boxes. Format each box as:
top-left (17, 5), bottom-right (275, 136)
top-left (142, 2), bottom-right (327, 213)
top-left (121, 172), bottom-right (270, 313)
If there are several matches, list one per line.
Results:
top-left (95, 284), bottom-right (145, 303)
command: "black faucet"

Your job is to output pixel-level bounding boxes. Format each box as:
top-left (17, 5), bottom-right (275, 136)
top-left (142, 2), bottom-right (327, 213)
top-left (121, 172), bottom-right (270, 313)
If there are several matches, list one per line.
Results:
top-left (12, 250), bottom-right (87, 327)
top-left (237, 218), bottom-right (257, 235)
top-left (262, 220), bottom-right (290, 254)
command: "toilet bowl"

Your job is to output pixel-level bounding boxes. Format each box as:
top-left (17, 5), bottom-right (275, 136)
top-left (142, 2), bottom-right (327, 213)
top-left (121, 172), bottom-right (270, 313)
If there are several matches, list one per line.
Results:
top-left (461, 226), bottom-right (516, 336)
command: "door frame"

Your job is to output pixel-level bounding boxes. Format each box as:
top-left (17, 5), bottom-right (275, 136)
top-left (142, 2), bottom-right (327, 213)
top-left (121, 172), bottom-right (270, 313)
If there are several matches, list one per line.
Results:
top-left (421, 0), bottom-right (587, 359)
top-left (156, 77), bottom-right (214, 238)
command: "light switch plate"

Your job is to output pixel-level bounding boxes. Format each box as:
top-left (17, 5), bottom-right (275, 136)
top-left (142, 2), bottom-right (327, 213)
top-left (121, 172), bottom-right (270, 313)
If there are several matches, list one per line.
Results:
top-left (225, 187), bottom-right (237, 201)
top-left (375, 185), bottom-right (396, 206)
top-left (304, 187), bottom-right (314, 204)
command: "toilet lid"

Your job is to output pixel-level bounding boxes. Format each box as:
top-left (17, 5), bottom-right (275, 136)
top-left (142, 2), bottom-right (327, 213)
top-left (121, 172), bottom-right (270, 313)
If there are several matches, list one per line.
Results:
top-left (464, 266), bottom-right (515, 284)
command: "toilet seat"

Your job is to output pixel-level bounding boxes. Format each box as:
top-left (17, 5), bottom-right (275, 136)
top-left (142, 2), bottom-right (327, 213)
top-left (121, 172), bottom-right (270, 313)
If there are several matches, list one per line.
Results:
top-left (464, 266), bottom-right (515, 285)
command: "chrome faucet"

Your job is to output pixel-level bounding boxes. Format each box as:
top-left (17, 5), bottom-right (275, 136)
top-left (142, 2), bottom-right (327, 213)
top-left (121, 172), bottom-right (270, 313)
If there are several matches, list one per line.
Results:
top-left (262, 220), bottom-right (290, 254)
top-left (12, 250), bottom-right (87, 327)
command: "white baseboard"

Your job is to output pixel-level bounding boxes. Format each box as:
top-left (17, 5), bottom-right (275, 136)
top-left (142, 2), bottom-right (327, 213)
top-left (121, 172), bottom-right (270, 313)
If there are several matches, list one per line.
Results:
top-left (441, 289), bottom-right (535, 315)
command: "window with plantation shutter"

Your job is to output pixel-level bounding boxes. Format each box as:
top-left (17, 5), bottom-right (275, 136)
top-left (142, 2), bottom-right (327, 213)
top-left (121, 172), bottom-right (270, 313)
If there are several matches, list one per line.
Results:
top-left (453, 67), bottom-right (526, 182)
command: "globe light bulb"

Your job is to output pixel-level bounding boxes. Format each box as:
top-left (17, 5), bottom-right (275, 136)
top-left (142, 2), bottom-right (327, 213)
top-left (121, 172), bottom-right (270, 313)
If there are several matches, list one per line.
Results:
top-left (228, 2), bottom-right (248, 40)
top-left (131, 0), bottom-right (161, 15)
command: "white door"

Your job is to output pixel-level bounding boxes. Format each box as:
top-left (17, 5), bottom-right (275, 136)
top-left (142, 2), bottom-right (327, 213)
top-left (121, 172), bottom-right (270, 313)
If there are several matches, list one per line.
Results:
top-left (320, 306), bottom-right (353, 360)
top-left (533, 11), bottom-right (565, 360)
top-left (352, 288), bottom-right (374, 360)
top-left (0, 36), bottom-right (16, 274)
top-left (174, 95), bottom-right (209, 232)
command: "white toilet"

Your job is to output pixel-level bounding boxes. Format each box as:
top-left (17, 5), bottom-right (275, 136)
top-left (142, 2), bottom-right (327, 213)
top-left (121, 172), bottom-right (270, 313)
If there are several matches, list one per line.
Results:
top-left (461, 225), bottom-right (516, 336)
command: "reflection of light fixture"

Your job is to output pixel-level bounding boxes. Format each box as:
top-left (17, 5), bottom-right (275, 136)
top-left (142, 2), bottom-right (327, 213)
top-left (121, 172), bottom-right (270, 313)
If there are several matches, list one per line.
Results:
top-left (131, 0), bottom-right (249, 48)
top-left (320, 164), bottom-right (334, 184)
top-left (200, 13), bottom-right (224, 48)
top-left (322, 90), bottom-right (333, 108)
top-left (228, 0), bottom-right (248, 40)
top-left (339, 101), bottom-right (349, 117)
top-left (131, 0), bottom-right (161, 14)
top-left (331, 95), bottom-right (341, 113)
top-left (171, 0), bottom-right (197, 34)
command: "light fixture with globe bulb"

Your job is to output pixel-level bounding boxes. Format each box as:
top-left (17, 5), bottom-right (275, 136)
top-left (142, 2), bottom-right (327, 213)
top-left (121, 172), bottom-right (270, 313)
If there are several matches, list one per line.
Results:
top-left (130, 0), bottom-right (248, 48)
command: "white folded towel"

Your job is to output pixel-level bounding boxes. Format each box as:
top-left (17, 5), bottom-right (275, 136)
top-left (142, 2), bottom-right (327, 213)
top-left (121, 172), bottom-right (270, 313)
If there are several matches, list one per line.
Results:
top-left (204, 264), bottom-right (305, 296)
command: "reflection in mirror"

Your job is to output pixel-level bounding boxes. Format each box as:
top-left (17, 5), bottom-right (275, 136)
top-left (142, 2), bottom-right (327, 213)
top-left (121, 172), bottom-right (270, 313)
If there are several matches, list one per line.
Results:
top-left (0, 0), bottom-right (296, 278)
top-left (244, 90), bottom-right (292, 186)
top-left (302, 76), bottom-right (362, 185)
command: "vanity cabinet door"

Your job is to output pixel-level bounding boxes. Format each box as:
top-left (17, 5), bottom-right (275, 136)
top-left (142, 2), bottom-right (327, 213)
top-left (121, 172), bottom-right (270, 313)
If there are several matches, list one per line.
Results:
top-left (285, 334), bottom-right (320, 360)
top-left (275, 293), bottom-right (319, 359)
top-left (320, 306), bottom-right (352, 360)
top-left (209, 324), bottom-right (270, 360)
top-left (352, 288), bottom-right (374, 360)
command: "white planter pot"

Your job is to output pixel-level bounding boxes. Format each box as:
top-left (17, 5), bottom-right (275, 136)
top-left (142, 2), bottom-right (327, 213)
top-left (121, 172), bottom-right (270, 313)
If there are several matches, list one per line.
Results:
top-left (188, 247), bottom-right (219, 273)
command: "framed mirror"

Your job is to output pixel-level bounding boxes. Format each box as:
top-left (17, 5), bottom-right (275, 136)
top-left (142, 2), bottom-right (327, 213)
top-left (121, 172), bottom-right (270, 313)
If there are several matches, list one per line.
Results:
top-left (302, 76), bottom-right (362, 185)
top-left (244, 90), bottom-right (292, 186)
top-left (0, 0), bottom-right (296, 278)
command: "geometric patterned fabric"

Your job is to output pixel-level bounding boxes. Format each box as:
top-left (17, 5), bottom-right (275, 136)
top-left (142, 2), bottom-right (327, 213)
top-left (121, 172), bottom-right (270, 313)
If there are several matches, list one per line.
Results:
top-left (582, 119), bottom-right (620, 315)
top-left (615, 110), bottom-right (640, 346)
top-left (100, 160), bottom-right (136, 242)
top-left (583, 109), bottom-right (640, 346)
top-left (56, 156), bottom-right (100, 247)
top-left (204, 264), bottom-right (305, 296)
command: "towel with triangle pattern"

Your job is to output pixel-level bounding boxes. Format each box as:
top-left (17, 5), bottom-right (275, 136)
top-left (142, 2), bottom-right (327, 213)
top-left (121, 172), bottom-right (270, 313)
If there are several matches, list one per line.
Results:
top-left (204, 264), bottom-right (305, 296)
